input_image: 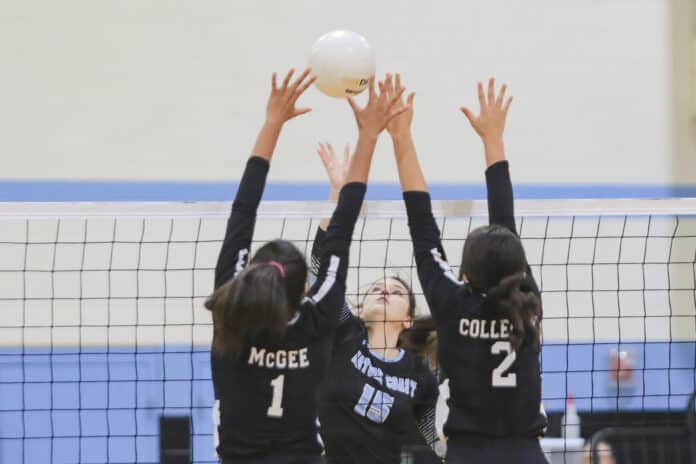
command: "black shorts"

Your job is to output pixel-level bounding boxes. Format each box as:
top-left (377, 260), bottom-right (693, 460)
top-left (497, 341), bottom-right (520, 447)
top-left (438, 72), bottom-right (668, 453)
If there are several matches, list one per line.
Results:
top-left (446, 435), bottom-right (546, 464)
top-left (222, 453), bottom-right (324, 464)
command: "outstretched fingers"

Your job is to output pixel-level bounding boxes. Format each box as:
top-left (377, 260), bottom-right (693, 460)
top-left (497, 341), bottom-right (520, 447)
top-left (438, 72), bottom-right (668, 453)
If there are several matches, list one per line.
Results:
top-left (460, 78), bottom-right (513, 142)
top-left (292, 68), bottom-right (312, 87)
top-left (386, 97), bottom-right (411, 122)
top-left (292, 107), bottom-right (312, 117)
top-left (386, 85), bottom-right (406, 113)
top-left (326, 142), bottom-right (336, 158)
top-left (368, 75), bottom-right (377, 102)
top-left (281, 69), bottom-right (295, 90)
top-left (381, 73), bottom-right (394, 102)
top-left (317, 143), bottom-right (330, 167)
top-left (503, 96), bottom-right (513, 113)
top-left (495, 83), bottom-right (507, 108)
top-left (343, 143), bottom-right (350, 163)
top-left (477, 81), bottom-right (486, 110)
top-left (295, 75), bottom-right (317, 98)
top-left (290, 68), bottom-right (312, 93)
top-left (266, 67), bottom-right (317, 124)
top-left (346, 95), bottom-right (360, 115)
top-left (460, 106), bottom-right (475, 124)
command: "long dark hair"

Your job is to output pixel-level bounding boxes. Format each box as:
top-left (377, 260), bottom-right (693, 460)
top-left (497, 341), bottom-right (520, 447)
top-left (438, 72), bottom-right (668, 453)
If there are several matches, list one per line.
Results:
top-left (205, 240), bottom-right (308, 358)
top-left (398, 315), bottom-right (438, 372)
top-left (461, 225), bottom-right (541, 351)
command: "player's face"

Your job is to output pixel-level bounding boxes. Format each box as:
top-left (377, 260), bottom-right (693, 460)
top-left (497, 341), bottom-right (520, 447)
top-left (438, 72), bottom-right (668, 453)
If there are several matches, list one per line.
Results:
top-left (360, 278), bottom-right (412, 329)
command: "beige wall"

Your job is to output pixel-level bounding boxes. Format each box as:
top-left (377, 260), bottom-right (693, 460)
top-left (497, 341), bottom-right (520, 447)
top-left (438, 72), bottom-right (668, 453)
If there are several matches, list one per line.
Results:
top-left (671, 0), bottom-right (696, 185)
top-left (0, 0), bottom-right (684, 186)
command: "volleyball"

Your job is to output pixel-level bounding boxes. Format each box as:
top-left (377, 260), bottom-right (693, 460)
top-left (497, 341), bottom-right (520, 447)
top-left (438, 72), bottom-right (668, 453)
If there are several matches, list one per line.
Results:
top-left (309, 30), bottom-right (376, 98)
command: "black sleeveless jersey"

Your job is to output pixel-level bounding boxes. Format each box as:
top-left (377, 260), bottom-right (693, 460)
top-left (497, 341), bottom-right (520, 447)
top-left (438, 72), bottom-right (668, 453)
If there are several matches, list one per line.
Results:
top-left (403, 161), bottom-right (548, 439)
top-left (211, 156), bottom-right (366, 460)
top-left (310, 229), bottom-right (440, 464)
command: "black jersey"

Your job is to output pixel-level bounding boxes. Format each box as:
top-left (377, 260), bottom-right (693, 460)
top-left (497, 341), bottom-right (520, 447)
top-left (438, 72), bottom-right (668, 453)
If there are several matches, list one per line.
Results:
top-left (211, 156), bottom-right (366, 460)
top-left (310, 229), bottom-right (440, 464)
top-left (404, 160), bottom-right (547, 439)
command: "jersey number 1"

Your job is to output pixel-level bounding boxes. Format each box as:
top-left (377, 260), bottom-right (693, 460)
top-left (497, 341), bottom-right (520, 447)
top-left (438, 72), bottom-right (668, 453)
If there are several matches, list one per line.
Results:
top-left (491, 341), bottom-right (517, 388)
top-left (267, 375), bottom-right (285, 418)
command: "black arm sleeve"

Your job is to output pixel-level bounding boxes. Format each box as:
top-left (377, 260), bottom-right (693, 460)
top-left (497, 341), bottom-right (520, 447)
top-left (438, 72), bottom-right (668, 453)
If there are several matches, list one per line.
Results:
top-left (403, 366), bottom-right (441, 464)
top-left (214, 156), bottom-right (269, 289)
top-left (404, 191), bottom-right (461, 323)
top-left (414, 367), bottom-right (439, 451)
top-left (309, 227), bottom-right (326, 281)
top-left (486, 160), bottom-right (517, 235)
top-left (306, 182), bottom-right (366, 328)
top-left (486, 160), bottom-right (541, 297)
top-left (309, 227), bottom-right (353, 324)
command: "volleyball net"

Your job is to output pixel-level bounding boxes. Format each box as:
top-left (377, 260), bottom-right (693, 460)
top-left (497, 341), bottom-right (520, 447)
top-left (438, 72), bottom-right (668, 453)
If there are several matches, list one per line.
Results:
top-left (0, 199), bottom-right (695, 463)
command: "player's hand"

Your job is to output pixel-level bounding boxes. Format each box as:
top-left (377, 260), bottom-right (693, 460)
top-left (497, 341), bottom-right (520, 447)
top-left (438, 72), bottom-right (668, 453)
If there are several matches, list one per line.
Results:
top-left (265, 68), bottom-right (317, 127)
top-left (383, 73), bottom-right (415, 139)
top-left (347, 75), bottom-right (409, 140)
top-left (317, 142), bottom-right (350, 194)
top-left (460, 78), bottom-right (512, 143)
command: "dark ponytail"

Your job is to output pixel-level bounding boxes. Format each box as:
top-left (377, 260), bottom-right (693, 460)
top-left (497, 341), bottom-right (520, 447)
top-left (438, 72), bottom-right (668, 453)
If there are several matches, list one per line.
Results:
top-left (398, 315), bottom-right (438, 373)
top-left (462, 224), bottom-right (542, 351)
top-left (485, 272), bottom-right (541, 351)
top-left (205, 240), bottom-right (308, 359)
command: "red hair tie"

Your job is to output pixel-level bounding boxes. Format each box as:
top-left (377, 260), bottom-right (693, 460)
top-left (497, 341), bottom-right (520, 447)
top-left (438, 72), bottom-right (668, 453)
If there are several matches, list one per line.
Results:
top-left (267, 260), bottom-right (286, 278)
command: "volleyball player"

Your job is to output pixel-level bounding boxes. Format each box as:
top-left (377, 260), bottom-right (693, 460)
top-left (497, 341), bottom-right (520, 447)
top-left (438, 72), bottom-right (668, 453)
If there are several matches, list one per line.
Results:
top-left (206, 68), bottom-right (409, 464)
top-left (308, 140), bottom-right (440, 464)
top-left (389, 75), bottom-right (548, 463)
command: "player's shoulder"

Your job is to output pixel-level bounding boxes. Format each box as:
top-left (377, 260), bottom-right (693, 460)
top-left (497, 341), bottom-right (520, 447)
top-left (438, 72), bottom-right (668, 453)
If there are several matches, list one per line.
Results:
top-left (399, 348), bottom-right (425, 364)
top-left (291, 299), bottom-right (363, 340)
top-left (398, 351), bottom-right (438, 400)
top-left (287, 301), bottom-right (336, 338)
top-left (433, 282), bottom-right (484, 320)
top-left (341, 310), bottom-right (365, 334)
top-left (398, 349), bottom-right (435, 377)
top-left (455, 282), bottom-right (481, 301)
top-left (332, 314), bottom-right (366, 349)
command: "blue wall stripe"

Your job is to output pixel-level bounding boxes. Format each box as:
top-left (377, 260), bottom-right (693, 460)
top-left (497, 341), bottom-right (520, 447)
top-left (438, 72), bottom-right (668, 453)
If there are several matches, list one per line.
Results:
top-left (2, 180), bottom-right (696, 201)
top-left (0, 341), bottom-right (693, 462)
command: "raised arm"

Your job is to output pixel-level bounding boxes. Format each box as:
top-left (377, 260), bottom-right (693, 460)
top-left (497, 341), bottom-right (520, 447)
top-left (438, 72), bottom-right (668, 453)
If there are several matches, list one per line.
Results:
top-left (309, 143), bottom-right (353, 323)
top-left (214, 68), bottom-right (316, 288)
top-left (308, 75), bottom-right (411, 326)
top-left (462, 79), bottom-right (541, 296)
top-left (316, 142), bottom-right (350, 231)
top-left (386, 74), bottom-right (460, 323)
top-left (386, 74), bottom-right (426, 193)
top-left (461, 78), bottom-right (517, 234)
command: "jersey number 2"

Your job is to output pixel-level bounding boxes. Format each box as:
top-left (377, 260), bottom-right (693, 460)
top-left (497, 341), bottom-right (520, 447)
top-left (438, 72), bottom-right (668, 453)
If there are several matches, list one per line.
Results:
top-left (491, 341), bottom-right (517, 388)
top-left (267, 375), bottom-right (285, 417)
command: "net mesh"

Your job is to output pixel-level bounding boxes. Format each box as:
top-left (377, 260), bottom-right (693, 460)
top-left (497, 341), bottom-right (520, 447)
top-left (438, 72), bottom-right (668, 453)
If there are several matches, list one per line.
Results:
top-left (0, 200), bottom-right (694, 463)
